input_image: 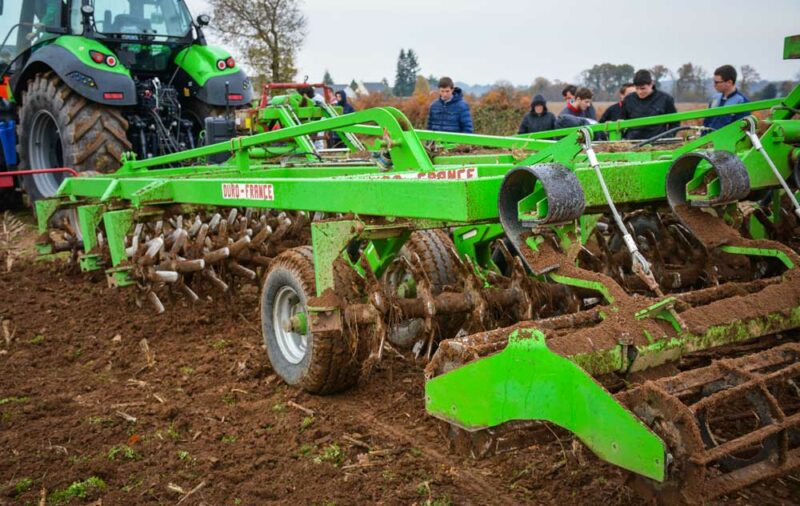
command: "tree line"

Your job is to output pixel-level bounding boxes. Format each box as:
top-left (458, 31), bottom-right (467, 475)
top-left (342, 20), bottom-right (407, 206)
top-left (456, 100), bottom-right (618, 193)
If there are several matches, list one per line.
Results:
top-left (531, 62), bottom-right (791, 102)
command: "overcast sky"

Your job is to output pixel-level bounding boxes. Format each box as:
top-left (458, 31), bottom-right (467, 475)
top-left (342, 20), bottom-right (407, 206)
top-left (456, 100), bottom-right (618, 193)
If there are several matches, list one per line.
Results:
top-left (185, 0), bottom-right (800, 85)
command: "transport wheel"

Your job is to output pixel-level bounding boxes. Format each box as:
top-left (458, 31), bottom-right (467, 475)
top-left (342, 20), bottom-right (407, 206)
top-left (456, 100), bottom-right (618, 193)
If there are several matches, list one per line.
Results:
top-left (261, 246), bottom-right (361, 394)
top-left (382, 229), bottom-right (465, 348)
top-left (17, 72), bottom-right (131, 203)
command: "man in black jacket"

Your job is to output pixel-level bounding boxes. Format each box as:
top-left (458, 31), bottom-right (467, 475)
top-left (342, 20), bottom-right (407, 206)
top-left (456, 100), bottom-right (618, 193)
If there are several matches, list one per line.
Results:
top-left (600, 83), bottom-right (635, 123)
top-left (518, 95), bottom-right (556, 134)
top-left (620, 70), bottom-right (678, 140)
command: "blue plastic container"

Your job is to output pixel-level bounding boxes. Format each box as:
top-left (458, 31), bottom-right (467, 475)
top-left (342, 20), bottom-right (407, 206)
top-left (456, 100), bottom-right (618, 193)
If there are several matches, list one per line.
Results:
top-left (0, 120), bottom-right (17, 166)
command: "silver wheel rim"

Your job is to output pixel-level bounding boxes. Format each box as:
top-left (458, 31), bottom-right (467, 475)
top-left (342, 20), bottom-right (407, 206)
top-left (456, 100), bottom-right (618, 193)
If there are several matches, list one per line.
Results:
top-left (272, 285), bottom-right (308, 364)
top-left (64, 208), bottom-right (83, 241)
top-left (384, 260), bottom-right (424, 347)
top-left (29, 110), bottom-right (66, 197)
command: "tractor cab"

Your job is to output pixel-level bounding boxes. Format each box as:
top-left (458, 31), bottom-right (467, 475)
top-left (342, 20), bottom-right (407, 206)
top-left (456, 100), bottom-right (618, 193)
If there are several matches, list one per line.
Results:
top-left (0, 0), bottom-right (63, 89)
top-left (71, 0), bottom-right (193, 40)
top-left (67, 0), bottom-right (197, 74)
top-left (1, 0), bottom-right (197, 81)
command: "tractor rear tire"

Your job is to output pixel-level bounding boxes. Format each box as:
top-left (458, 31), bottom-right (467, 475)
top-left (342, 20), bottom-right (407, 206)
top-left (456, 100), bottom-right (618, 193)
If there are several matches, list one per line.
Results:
top-left (17, 72), bottom-right (131, 203)
top-left (261, 246), bottom-right (362, 394)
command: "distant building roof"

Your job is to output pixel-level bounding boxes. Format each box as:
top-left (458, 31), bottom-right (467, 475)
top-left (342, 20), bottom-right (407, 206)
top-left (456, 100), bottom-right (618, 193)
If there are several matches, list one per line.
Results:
top-left (331, 81), bottom-right (388, 96)
top-left (329, 84), bottom-right (356, 98)
top-left (361, 82), bottom-right (388, 93)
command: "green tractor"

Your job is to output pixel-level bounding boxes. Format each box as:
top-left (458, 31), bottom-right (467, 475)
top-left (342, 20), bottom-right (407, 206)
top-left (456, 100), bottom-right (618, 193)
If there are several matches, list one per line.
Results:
top-left (0, 0), bottom-right (252, 207)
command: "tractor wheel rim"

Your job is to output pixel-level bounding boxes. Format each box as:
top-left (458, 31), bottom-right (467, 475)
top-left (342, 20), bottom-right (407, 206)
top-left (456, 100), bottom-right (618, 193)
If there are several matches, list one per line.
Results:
top-left (273, 285), bottom-right (308, 365)
top-left (29, 110), bottom-right (65, 197)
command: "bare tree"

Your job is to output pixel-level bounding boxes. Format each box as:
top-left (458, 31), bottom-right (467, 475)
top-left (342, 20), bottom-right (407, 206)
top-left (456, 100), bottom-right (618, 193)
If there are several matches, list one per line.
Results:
top-left (579, 63), bottom-right (634, 99)
top-left (675, 63), bottom-right (707, 101)
top-left (739, 65), bottom-right (761, 96)
top-left (650, 64), bottom-right (672, 89)
top-left (209, 0), bottom-right (307, 83)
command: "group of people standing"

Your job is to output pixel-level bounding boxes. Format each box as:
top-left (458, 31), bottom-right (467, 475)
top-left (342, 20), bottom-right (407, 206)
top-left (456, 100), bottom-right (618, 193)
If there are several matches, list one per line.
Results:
top-left (329, 65), bottom-right (750, 143)
top-left (516, 73), bottom-right (678, 139)
top-left (516, 65), bottom-right (749, 140)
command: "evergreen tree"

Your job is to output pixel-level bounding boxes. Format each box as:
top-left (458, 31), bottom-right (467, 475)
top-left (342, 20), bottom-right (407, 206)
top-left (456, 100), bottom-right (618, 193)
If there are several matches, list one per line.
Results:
top-left (406, 49), bottom-right (420, 81)
top-left (427, 74), bottom-right (438, 88)
top-left (393, 49), bottom-right (421, 97)
top-left (323, 70), bottom-right (334, 86)
top-left (393, 49), bottom-right (407, 96)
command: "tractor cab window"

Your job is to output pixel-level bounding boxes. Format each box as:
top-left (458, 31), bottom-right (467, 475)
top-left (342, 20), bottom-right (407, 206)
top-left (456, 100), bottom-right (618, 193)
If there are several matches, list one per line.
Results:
top-left (0, 0), bottom-right (65, 70)
top-left (72, 0), bottom-right (192, 40)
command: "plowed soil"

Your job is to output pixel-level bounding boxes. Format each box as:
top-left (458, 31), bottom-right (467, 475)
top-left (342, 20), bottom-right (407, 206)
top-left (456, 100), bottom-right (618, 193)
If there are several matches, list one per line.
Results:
top-left (1, 228), bottom-right (799, 505)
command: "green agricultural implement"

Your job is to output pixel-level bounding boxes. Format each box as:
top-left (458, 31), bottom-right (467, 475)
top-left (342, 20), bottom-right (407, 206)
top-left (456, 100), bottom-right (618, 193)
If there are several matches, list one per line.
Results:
top-left (34, 35), bottom-right (800, 503)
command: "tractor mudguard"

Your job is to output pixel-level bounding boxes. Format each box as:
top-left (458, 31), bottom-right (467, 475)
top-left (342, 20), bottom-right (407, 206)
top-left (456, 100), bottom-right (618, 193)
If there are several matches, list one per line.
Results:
top-left (15, 36), bottom-right (135, 107)
top-left (173, 45), bottom-right (252, 107)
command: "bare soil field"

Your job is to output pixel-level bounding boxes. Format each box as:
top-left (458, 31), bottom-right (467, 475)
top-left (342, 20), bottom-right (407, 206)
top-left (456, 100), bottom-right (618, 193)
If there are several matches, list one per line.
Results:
top-left (1, 218), bottom-right (799, 505)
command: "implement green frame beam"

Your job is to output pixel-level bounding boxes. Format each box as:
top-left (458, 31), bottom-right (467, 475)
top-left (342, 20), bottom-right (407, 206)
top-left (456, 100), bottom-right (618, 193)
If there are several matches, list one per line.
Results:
top-left (342, 124), bottom-right (556, 151)
top-left (58, 172), bottom-right (505, 222)
top-left (117, 107), bottom-right (434, 173)
top-left (553, 300), bottom-right (800, 378)
top-left (519, 97), bottom-right (784, 140)
top-left (425, 329), bottom-right (666, 482)
top-left (53, 119), bottom-right (794, 223)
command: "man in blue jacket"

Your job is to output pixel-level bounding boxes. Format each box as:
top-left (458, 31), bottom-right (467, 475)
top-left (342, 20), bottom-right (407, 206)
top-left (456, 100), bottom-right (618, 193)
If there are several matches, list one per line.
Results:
top-left (427, 77), bottom-right (473, 133)
top-left (703, 65), bottom-right (749, 131)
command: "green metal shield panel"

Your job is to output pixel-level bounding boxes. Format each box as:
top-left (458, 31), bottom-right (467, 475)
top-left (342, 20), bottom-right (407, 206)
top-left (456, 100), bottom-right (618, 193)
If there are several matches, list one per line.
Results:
top-left (784, 35), bottom-right (800, 59)
top-left (425, 328), bottom-right (666, 481)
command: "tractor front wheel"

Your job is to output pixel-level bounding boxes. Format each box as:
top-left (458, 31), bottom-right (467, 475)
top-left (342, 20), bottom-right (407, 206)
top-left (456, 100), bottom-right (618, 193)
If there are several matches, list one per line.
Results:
top-left (17, 72), bottom-right (131, 203)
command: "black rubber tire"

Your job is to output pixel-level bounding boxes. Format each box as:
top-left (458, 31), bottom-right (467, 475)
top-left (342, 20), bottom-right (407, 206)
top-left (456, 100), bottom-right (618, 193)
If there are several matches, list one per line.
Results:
top-left (182, 98), bottom-right (226, 146)
top-left (17, 72), bottom-right (131, 203)
top-left (402, 229), bottom-right (461, 289)
top-left (384, 229), bottom-right (465, 347)
top-left (261, 246), bottom-right (361, 394)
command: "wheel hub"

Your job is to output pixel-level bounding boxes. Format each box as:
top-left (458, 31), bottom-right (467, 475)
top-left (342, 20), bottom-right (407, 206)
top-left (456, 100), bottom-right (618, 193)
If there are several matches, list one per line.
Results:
top-left (272, 285), bottom-right (309, 364)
